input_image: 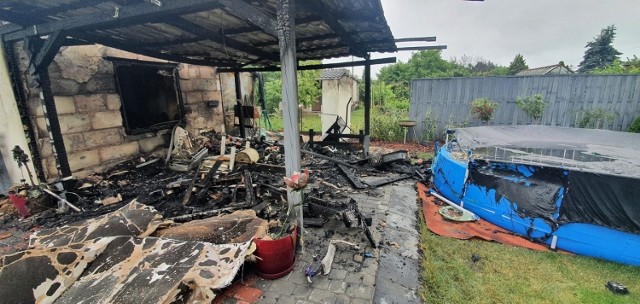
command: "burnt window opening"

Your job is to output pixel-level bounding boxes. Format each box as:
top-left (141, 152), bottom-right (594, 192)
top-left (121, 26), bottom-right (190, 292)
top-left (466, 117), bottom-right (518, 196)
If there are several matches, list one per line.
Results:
top-left (110, 58), bottom-right (183, 135)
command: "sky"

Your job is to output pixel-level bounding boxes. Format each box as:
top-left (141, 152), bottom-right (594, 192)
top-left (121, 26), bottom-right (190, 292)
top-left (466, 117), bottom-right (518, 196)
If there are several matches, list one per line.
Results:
top-left (327, 0), bottom-right (640, 78)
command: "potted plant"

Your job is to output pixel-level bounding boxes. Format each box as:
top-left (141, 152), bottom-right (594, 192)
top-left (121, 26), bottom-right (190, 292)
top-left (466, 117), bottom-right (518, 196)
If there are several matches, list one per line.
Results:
top-left (471, 98), bottom-right (499, 124)
top-left (253, 169), bottom-right (308, 279)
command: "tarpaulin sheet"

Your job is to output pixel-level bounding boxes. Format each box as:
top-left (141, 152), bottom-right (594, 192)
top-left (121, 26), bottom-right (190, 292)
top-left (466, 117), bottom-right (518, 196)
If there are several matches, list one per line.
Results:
top-left (418, 183), bottom-right (552, 252)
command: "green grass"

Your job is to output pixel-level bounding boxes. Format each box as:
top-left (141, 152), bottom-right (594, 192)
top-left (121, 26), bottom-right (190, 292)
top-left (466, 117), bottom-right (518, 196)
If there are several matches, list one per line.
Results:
top-left (418, 214), bottom-right (640, 304)
top-left (260, 108), bottom-right (365, 133)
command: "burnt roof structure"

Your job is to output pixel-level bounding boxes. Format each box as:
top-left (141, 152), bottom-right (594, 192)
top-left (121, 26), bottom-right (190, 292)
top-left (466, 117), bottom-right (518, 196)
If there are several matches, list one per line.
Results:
top-left (0, 0), bottom-right (397, 224)
top-left (0, 0), bottom-right (396, 67)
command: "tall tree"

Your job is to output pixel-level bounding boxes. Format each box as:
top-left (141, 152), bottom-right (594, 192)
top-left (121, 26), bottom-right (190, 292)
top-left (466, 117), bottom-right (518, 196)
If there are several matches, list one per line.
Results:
top-left (507, 54), bottom-right (529, 75)
top-left (377, 50), bottom-right (469, 100)
top-left (578, 25), bottom-right (622, 73)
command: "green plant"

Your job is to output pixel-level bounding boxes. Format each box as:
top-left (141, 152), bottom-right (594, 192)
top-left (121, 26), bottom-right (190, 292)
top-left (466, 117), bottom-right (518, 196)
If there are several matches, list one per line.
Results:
top-left (628, 116), bottom-right (640, 133)
top-left (578, 108), bottom-right (615, 129)
top-left (443, 115), bottom-right (468, 139)
top-left (516, 94), bottom-right (547, 122)
top-left (471, 98), bottom-right (499, 122)
top-left (370, 108), bottom-right (407, 141)
top-left (421, 110), bottom-right (439, 142)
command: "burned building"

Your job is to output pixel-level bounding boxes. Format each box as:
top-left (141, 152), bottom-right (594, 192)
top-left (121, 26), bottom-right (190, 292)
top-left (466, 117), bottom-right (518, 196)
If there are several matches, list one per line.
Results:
top-left (1, 42), bottom-right (253, 183)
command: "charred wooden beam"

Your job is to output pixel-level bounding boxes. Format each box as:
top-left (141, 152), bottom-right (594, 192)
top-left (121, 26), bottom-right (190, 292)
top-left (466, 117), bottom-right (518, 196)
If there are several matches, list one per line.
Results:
top-left (298, 1), bottom-right (367, 58)
top-left (69, 32), bottom-right (236, 67)
top-left (218, 57), bottom-right (396, 73)
top-left (396, 45), bottom-right (448, 52)
top-left (337, 164), bottom-right (368, 189)
top-left (244, 170), bottom-right (255, 206)
top-left (163, 18), bottom-right (277, 60)
top-left (4, 0), bottom-right (223, 42)
top-left (224, 15), bottom-right (322, 37)
top-left (189, 160), bottom-right (223, 206)
top-left (366, 174), bottom-right (412, 188)
top-left (31, 32), bottom-right (64, 73)
top-left (301, 150), bottom-right (361, 170)
top-left (216, 0), bottom-right (277, 37)
top-left (395, 36), bottom-right (437, 43)
top-left (253, 33), bottom-right (337, 48)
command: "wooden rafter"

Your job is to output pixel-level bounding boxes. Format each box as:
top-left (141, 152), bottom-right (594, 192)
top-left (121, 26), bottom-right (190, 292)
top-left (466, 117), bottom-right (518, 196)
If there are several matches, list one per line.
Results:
top-left (163, 17), bottom-right (277, 61)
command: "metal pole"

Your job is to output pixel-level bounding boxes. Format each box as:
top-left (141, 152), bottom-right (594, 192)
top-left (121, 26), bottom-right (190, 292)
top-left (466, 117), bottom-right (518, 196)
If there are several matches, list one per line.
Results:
top-left (277, 0), bottom-right (303, 249)
top-left (364, 56), bottom-right (371, 135)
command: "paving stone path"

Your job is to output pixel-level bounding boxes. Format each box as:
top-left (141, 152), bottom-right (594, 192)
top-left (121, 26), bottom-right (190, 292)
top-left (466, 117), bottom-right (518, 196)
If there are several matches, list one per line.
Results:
top-left (216, 181), bottom-right (421, 304)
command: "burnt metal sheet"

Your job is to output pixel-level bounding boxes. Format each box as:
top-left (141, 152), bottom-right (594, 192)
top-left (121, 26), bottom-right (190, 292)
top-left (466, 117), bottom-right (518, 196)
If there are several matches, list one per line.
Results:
top-left (0, 237), bottom-right (115, 304)
top-left (156, 210), bottom-right (268, 244)
top-left (55, 237), bottom-right (250, 304)
top-left (0, 200), bottom-right (251, 304)
top-left (29, 200), bottom-right (165, 249)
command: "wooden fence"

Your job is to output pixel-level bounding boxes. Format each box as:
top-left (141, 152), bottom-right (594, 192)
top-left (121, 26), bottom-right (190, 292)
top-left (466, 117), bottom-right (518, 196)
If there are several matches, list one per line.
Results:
top-left (409, 74), bottom-right (640, 139)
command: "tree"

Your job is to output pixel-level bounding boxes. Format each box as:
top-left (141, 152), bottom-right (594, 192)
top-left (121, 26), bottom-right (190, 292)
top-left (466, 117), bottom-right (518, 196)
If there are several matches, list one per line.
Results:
top-left (591, 56), bottom-right (640, 74)
top-left (578, 25), bottom-right (621, 73)
top-left (377, 50), bottom-right (469, 100)
top-left (507, 54), bottom-right (528, 75)
top-left (262, 60), bottom-right (321, 113)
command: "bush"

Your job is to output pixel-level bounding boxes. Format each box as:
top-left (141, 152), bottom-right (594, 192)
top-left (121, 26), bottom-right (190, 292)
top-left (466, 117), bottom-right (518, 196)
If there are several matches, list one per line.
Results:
top-left (422, 110), bottom-right (439, 142)
top-left (578, 108), bottom-right (615, 129)
top-left (516, 94), bottom-right (546, 122)
top-left (370, 108), bottom-right (407, 141)
top-left (471, 98), bottom-right (499, 122)
top-left (629, 117), bottom-right (640, 133)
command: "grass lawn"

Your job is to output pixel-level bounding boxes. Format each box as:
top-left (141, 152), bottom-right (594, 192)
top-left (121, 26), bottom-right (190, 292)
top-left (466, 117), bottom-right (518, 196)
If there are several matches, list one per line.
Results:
top-left (419, 216), bottom-right (640, 304)
top-left (259, 108), bottom-right (365, 133)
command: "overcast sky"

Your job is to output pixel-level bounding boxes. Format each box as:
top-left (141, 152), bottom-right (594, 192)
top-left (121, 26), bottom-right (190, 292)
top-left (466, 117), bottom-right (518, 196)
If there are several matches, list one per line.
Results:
top-left (328, 0), bottom-right (640, 77)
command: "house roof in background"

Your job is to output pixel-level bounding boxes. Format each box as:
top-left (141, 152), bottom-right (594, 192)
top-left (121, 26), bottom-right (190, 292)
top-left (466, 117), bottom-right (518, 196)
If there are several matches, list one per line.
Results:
top-left (320, 68), bottom-right (351, 79)
top-left (0, 0), bottom-right (396, 67)
top-left (516, 62), bottom-right (574, 76)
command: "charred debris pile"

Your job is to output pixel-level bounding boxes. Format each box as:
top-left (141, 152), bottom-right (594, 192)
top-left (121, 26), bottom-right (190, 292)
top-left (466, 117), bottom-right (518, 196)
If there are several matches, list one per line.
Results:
top-left (1, 129), bottom-right (430, 242)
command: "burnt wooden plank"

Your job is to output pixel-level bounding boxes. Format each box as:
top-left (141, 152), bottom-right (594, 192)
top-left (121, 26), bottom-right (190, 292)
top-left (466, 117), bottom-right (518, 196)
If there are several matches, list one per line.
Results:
top-left (4, 0), bottom-right (223, 41)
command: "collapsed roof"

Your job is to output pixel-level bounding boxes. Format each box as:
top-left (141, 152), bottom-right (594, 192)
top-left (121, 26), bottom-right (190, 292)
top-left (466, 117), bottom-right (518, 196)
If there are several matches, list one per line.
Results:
top-left (0, 0), bottom-right (397, 67)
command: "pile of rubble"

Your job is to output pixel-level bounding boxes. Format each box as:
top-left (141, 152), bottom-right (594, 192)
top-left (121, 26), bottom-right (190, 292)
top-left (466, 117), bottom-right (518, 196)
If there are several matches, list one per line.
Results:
top-left (0, 127), bottom-right (430, 303)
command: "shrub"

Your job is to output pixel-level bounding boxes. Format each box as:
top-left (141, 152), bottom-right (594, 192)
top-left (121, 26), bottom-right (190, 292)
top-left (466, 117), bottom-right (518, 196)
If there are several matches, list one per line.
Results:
top-left (422, 110), bottom-right (439, 142)
top-left (516, 94), bottom-right (546, 122)
top-left (629, 117), bottom-right (640, 133)
top-left (578, 108), bottom-right (615, 129)
top-left (471, 98), bottom-right (499, 122)
top-left (370, 108), bottom-right (406, 141)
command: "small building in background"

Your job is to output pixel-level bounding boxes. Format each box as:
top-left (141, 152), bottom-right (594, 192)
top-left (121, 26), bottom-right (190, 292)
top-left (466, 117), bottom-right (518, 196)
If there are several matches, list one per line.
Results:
top-left (319, 69), bottom-right (359, 134)
top-left (516, 61), bottom-right (574, 76)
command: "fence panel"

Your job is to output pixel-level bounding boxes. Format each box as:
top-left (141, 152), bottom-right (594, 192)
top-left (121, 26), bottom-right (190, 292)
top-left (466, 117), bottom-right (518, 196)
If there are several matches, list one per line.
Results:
top-left (410, 75), bottom-right (640, 138)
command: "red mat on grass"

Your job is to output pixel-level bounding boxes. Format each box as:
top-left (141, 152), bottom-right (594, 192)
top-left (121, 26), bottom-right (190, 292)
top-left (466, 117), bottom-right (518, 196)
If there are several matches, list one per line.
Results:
top-left (417, 182), bottom-right (553, 252)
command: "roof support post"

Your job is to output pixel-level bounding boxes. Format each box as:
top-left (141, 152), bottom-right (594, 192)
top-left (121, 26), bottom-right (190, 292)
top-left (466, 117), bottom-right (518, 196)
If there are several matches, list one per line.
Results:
top-left (2, 40), bottom-right (46, 182)
top-left (24, 37), bottom-right (72, 179)
top-left (234, 70), bottom-right (246, 138)
top-left (364, 55), bottom-right (371, 135)
top-left (277, 0), bottom-right (303, 249)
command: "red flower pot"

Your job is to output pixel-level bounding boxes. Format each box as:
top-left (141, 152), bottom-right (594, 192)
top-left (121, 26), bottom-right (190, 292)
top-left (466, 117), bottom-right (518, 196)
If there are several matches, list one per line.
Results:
top-left (254, 227), bottom-right (297, 279)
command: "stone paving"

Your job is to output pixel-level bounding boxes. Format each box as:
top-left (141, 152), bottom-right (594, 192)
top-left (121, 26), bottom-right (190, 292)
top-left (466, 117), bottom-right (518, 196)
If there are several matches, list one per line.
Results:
top-left (215, 181), bottom-right (421, 304)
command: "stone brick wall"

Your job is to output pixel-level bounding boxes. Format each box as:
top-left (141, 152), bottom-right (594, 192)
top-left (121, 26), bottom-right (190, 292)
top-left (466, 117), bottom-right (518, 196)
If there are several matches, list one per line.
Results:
top-left (14, 43), bottom-right (238, 180)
